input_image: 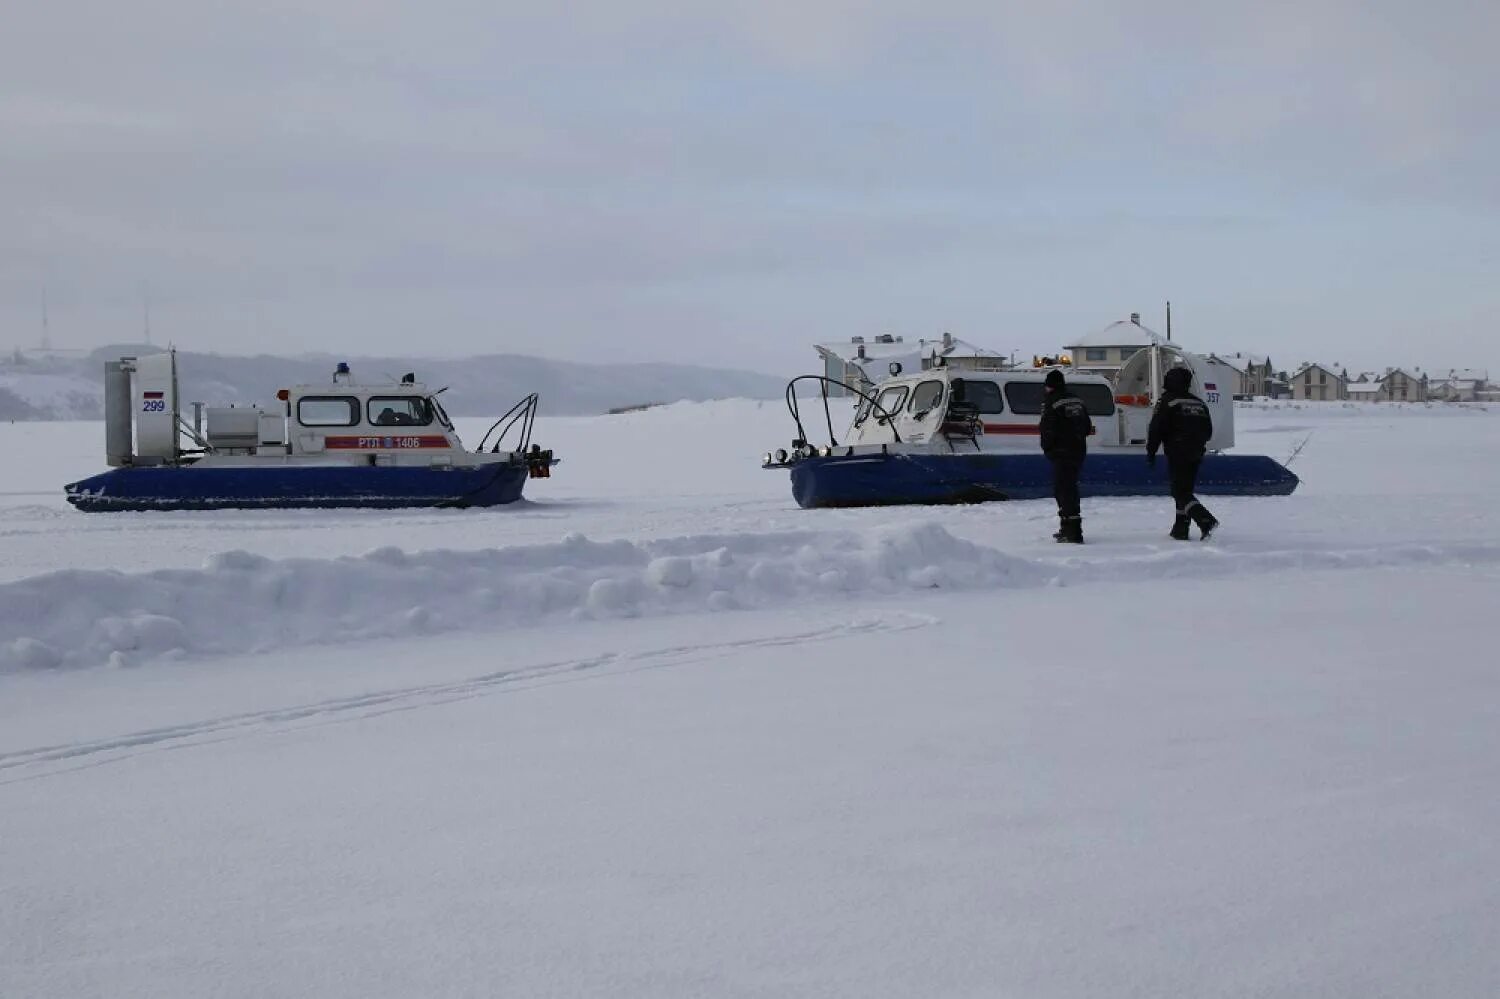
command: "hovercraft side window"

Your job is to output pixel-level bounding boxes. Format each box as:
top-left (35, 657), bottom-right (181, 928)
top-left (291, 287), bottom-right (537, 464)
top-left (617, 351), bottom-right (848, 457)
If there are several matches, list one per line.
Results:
top-left (952, 379), bottom-right (1004, 414)
top-left (908, 380), bottom-right (944, 417)
top-left (1075, 384), bottom-right (1117, 415)
top-left (1005, 382), bottom-right (1116, 416)
top-left (368, 397), bottom-right (434, 427)
top-left (298, 396), bottom-right (359, 427)
top-left (872, 385), bottom-right (908, 423)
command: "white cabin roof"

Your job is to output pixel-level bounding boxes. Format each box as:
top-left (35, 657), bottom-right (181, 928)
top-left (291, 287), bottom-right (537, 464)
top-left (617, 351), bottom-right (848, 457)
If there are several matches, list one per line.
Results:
top-left (818, 335), bottom-right (1009, 386)
top-left (815, 335), bottom-right (1002, 363)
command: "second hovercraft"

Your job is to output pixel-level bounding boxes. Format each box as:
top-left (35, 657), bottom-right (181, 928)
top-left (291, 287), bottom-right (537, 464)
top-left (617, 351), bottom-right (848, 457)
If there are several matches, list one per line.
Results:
top-left (763, 341), bottom-right (1298, 509)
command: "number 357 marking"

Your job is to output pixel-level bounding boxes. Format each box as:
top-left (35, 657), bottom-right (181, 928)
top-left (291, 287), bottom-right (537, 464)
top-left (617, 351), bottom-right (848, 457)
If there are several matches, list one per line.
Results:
top-left (1205, 392), bottom-right (1220, 403)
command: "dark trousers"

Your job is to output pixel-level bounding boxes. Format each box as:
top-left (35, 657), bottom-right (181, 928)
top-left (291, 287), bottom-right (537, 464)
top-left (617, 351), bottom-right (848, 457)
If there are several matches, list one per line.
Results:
top-left (1051, 456), bottom-right (1082, 520)
top-left (1169, 457), bottom-right (1212, 524)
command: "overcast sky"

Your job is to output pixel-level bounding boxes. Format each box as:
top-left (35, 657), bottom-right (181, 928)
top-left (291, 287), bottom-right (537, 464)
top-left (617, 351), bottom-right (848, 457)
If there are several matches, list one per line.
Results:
top-left (3, 1), bottom-right (1497, 376)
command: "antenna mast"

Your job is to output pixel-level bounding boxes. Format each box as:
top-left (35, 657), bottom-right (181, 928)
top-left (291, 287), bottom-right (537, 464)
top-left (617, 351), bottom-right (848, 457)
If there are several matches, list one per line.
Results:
top-left (1165, 300), bottom-right (1172, 342)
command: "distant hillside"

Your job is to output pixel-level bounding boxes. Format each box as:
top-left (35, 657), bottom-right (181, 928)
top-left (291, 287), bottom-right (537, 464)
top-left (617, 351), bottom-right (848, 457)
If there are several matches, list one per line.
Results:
top-left (0, 346), bottom-right (786, 420)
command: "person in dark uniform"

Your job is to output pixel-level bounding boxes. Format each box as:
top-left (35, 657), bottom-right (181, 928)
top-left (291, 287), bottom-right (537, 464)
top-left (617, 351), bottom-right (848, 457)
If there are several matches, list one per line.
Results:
top-left (1147, 366), bottom-right (1220, 540)
top-left (1038, 368), bottom-right (1092, 543)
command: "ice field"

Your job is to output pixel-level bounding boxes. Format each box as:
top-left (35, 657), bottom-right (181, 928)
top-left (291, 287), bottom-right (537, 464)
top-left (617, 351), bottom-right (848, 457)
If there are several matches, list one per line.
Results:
top-left (3, 400), bottom-right (1500, 997)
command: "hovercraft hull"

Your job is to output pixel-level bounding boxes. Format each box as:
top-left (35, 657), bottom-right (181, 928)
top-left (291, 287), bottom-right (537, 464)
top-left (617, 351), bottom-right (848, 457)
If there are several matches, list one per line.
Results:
top-left (789, 451), bottom-right (1298, 509)
top-left (64, 463), bottom-right (531, 512)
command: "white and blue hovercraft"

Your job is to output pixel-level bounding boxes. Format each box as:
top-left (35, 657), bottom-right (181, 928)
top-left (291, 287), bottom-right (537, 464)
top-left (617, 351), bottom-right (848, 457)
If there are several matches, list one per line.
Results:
top-left (64, 351), bottom-right (556, 512)
top-left (764, 340), bottom-right (1298, 508)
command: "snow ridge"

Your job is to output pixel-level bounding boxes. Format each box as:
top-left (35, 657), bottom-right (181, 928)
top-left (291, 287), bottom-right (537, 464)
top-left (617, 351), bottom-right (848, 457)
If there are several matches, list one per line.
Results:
top-left (3, 524), bottom-right (1497, 672)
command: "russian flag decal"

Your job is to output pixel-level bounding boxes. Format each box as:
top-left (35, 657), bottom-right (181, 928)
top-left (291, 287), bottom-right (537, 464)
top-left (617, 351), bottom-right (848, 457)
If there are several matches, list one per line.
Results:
top-left (143, 391), bottom-right (164, 399)
top-left (1203, 382), bottom-right (1217, 391)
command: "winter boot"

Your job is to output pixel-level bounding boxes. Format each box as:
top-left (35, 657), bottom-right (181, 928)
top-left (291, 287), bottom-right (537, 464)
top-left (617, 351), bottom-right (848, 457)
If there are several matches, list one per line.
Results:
top-left (1189, 502), bottom-right (1219, 541)
top-left (1056, 515), bottom-right (1084, 544)
top-left (1169, 514), bottom-right (1192, 541)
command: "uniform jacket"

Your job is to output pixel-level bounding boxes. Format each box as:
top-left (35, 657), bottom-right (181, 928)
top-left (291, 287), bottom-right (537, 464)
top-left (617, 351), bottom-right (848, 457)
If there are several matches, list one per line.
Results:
top-left (1039, 388), bottom-right (1092, 461)
top-left (1148, 389), bottom-right (1213, 462)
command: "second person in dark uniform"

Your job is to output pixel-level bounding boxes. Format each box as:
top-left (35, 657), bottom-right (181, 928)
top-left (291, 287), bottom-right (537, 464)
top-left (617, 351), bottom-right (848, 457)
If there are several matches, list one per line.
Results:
top-left (1147, 366), bottom-right (1220, 540)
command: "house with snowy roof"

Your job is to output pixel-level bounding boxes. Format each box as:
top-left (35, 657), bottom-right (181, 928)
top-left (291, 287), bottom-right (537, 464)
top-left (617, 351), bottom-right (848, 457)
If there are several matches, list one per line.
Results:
top-left (1346, 374), bottom-right (1381, 401)
top-left (1342, 368), bottom-right (1431, 403)
top-left (1063, 314), bottom-right (1161, 378)
top-left (1291, 363), bottom-right (1347, 401)
top-left (1428, 369), bottom-right (1488, 402)
top-left (1379, 368), bottom-right (1428, 402)
top-left (1208, 353), bottom-right (1279, 399)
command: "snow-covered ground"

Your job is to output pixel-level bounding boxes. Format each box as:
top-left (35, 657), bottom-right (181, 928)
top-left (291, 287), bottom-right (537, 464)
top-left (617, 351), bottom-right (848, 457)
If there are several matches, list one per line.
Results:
top-left (3, 400), bottom-right (1499, 997)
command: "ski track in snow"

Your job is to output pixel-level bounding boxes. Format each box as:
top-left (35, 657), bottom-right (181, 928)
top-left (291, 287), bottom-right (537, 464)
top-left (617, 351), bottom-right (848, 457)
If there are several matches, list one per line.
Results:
top-left (0, 612), bottom-right (936, 783)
